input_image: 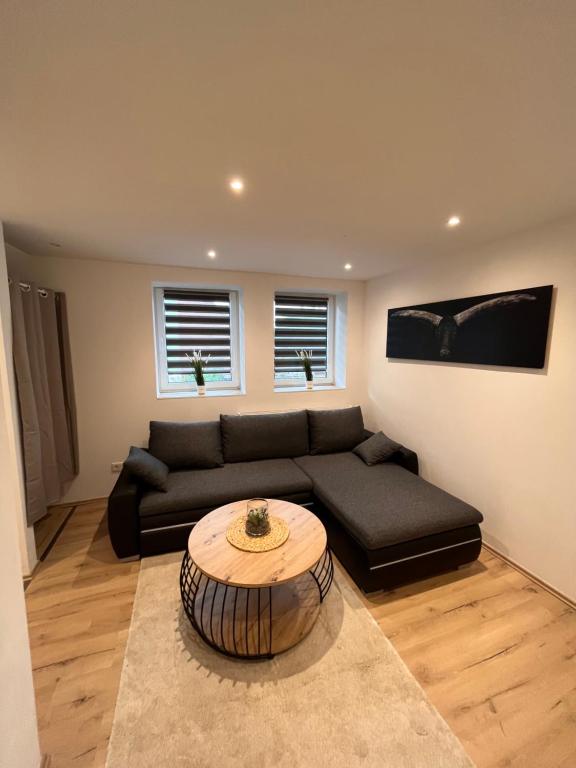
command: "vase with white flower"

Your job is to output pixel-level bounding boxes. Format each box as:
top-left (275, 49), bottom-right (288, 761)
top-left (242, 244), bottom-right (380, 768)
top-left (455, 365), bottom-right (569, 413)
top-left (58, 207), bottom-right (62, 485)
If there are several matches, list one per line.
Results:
top-left (296, 349), bottom-right (314, 390)
top-left (186, 350), bottom-right (210, 396)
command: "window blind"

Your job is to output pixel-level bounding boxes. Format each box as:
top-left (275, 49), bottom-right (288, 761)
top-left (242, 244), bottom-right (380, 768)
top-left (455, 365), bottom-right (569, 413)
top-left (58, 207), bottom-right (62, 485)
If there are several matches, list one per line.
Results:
top-left (274, 294), bottom-right (329, 379)
top-left (162, 289), bottom-right (233, 382)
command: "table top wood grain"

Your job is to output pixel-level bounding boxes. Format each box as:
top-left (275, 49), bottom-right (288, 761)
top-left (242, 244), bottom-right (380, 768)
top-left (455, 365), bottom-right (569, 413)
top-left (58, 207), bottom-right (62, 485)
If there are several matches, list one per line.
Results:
top-left (187, 499), bottom-right (327, 587)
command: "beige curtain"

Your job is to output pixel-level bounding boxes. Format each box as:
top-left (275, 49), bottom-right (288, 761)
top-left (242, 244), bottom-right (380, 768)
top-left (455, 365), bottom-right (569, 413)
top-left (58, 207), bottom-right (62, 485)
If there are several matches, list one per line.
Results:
top-left (9, 279), bottom-right (78, 524)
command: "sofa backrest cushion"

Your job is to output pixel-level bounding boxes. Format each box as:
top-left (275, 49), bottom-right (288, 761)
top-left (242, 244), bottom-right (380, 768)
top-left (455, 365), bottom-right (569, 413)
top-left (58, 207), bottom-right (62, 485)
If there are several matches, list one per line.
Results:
top-left (148, 420), bottom-right (224, 470)
top-left (220, 411), bottom-right (309, 462)
top-left (308, 406), bottom-right (365, 455)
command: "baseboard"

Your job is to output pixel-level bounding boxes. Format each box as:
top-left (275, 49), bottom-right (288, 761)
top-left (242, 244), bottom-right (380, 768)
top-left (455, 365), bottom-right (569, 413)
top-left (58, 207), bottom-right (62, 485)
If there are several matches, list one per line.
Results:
top-left (49, 496), bottom-right (107, 510)
top-left (76, 496), bottom-right (108, 506)
top-left (23, 570), bottom-right (36, 591)
top-left (482, 543), bottom-right (575, 610)
top-left (23, 557), bottom-right (43, 590)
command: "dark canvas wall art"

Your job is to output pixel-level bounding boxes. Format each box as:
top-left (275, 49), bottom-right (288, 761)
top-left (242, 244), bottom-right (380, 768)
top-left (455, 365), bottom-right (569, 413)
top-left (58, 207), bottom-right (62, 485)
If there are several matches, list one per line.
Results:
top-left (386, 285), bottom-right (553, 368)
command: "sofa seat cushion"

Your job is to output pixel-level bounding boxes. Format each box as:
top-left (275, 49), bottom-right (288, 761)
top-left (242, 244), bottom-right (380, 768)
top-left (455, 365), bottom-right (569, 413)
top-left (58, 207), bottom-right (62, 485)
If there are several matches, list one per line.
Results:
top-left (139, 459), bottom-right (313, 518)
top-left (294, 453), bottom-right (483, 550)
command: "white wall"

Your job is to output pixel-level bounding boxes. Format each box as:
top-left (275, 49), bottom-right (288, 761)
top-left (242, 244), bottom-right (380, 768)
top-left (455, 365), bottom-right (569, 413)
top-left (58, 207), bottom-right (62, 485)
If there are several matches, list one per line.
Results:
top-left (0, 237), bottom-right (37, 576)
top-left (364, 216), bottom-right (576, 601)
top-left (6, 247), bottom-right (366, 503)
top-left (0, 228), bottom-right (41, 768)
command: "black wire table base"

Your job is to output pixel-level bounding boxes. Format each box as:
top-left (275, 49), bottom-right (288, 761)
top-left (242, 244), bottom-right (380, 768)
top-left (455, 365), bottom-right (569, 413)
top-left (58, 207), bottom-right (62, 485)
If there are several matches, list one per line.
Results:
top-left (180, 546), bottom-right (334, 660)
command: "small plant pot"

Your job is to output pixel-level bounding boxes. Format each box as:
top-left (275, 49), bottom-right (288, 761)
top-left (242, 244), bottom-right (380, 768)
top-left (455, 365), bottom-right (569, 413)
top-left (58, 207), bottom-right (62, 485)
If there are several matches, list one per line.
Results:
top-left (306, 379), bottom-right (314, 391)
top-left (245, 519), bottom-right (271, 537)
top-left (196, 384), bottom-right (206, 396)
top-left (245, 498), bottom-right (270, 537)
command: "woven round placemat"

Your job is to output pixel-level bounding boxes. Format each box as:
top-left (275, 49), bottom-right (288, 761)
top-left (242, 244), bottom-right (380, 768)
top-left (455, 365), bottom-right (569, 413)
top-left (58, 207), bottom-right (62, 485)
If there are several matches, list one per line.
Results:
top-left (226, 516), bottom-right (290, 552)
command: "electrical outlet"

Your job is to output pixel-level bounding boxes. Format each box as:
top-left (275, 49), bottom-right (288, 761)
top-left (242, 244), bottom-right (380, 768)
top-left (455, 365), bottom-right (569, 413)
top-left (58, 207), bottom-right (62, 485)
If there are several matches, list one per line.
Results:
top-left (111, 461), bottom-right (124, 473)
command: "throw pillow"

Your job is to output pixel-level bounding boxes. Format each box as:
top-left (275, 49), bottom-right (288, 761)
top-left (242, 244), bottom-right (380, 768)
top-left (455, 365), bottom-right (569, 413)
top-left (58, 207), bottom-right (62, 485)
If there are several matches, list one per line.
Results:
top-left (353, 431), bottom-right (401, 466)
top-left (124, 446), bottom-right (169, 491)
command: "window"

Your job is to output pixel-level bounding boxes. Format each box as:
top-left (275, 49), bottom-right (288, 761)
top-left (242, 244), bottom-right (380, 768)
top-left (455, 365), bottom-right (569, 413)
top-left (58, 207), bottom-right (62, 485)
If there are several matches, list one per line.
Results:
top-left (153, 286), bottom-right (242, 395)
top-left (274, 293), bottom-right (335, 386)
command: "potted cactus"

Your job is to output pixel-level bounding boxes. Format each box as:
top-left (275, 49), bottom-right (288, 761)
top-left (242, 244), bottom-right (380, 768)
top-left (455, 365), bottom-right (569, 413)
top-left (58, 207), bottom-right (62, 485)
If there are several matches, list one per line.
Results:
top-left (186, 350), bottom-right (210, 396)
top-left (245, 499), bottom-right (270, 537)
top-left (296, 349), bottom-right (314, 390)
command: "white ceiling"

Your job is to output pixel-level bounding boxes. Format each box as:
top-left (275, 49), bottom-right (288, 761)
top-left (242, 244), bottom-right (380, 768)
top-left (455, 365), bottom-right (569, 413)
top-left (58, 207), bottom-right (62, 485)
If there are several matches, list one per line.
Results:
top-left (1, 1), bottom-right (576, 280)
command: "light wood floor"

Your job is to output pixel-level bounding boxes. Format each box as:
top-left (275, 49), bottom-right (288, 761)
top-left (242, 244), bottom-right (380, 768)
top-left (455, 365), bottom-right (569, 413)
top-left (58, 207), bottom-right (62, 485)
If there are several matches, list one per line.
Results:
top-left (34, 504), bottom-right (76, 560)
top-left (25, 501), bottom-right (576, 768)
top-left (25, 501), bottom-right (139, 768)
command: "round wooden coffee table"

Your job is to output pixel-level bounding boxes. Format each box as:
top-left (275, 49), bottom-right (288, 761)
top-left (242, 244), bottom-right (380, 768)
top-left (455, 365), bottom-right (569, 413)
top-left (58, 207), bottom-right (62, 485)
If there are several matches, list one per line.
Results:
top-left (179, 499), bottom-right (334, 659)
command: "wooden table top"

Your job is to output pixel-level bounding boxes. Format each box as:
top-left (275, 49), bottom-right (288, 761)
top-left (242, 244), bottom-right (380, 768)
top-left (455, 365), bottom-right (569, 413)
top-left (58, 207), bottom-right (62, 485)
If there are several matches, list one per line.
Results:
top-left (187, 499), bottom-right (327, 588)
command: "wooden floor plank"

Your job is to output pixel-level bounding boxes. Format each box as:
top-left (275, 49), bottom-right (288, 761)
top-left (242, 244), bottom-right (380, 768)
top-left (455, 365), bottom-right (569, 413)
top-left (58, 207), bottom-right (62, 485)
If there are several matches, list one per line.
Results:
top-left (34, 506), bottom-right (76, 560)
top-left (346, 550), bottom-right (576, 768)
top-left (26, 501), bottom-right (576, 768)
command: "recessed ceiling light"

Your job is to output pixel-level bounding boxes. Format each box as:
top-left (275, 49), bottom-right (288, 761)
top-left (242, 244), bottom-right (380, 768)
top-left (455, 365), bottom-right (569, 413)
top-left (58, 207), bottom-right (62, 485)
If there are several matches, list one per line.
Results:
top-left (446, 215), bottom-right (461, 228)
top-left (207, 249), bottom-right (217, 259)
top-left (344, 263), bottom-right (352, 270)
top-left (229, 177), bottom-right (245, 194)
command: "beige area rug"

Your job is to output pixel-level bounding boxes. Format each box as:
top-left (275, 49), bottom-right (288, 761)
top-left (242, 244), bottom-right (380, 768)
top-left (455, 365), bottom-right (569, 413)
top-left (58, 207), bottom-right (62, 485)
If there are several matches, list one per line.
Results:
top-left (106, 553), bottom-right (474, 768)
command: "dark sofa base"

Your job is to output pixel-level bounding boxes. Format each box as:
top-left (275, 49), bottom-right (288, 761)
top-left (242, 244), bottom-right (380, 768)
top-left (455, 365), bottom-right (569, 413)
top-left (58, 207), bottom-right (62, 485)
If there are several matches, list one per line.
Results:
top-left (140, 520), bottom-right (194, 556)
top-left (313, 500), bottom-right (481, 592)
top-left (139, 497), bottom-right (481, 591)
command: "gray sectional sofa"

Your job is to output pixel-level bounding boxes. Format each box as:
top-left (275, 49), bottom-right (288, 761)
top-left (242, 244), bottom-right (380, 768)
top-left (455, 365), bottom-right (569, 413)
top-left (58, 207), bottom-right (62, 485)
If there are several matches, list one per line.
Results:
top-left (107, 406), bottom-right (483, 592)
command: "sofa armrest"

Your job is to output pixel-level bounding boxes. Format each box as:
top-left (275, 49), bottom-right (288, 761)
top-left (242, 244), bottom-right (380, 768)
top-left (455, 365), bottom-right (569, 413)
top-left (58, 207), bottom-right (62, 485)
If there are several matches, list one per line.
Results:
top-left (107, 465), bottom-right (143, 559)
top-left (393, 446), bottom-right (419, 475)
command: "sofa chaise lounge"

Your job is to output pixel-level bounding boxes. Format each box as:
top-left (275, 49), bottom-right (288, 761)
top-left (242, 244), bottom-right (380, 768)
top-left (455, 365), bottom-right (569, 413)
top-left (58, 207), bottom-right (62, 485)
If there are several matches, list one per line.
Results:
top-left (107, 406), bottom-right (483, 592)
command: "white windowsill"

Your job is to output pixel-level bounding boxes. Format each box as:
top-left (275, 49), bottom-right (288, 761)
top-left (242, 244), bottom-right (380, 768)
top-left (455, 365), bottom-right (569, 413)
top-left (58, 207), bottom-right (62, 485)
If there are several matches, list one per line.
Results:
top-left (273, 384), bottom-right (346, 393)
top-left (156, 389), bottom-right (246, 400)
